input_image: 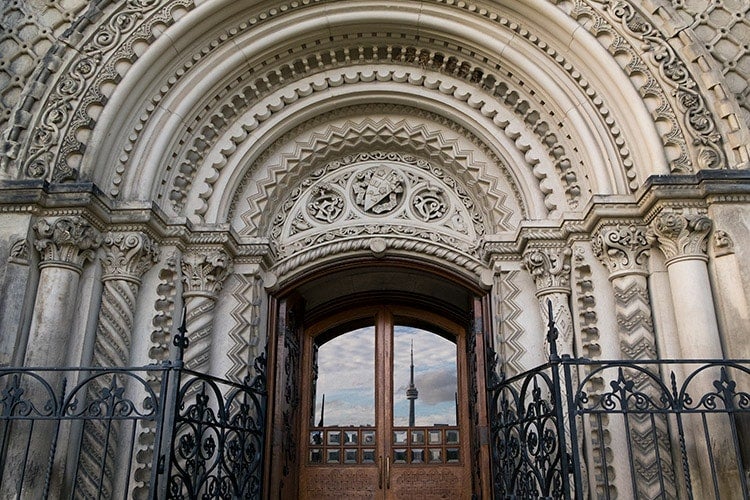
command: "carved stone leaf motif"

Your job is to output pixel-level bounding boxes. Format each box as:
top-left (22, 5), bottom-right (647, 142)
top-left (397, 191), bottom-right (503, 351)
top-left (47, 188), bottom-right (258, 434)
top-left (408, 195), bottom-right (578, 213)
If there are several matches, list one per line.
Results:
top-left (649, 209), bottom-right (713, 261)
top-left (592, 224), bottom-right (650, 276)
top-left (521, 246), bottom-right (572, 292)
top-left (33, 216), bottom-right (101, 269)
top-left (100, 232), bottom-right (160, 280)
top-left (181, 250), bottom-right (233, 297)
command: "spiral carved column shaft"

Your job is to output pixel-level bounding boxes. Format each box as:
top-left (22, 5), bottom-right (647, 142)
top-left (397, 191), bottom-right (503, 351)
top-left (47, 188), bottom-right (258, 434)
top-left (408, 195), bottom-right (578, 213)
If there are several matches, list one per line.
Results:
top-left (594, 223), bottom-right (676, 500)
top-left (76, 232), bottom-right (158, 499)
top-left (180, 250), bottom-right (232, 375)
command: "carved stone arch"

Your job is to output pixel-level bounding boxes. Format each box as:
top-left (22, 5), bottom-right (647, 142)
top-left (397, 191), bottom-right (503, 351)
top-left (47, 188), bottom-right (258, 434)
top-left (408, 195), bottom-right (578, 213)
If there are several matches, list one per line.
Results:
top-left (75, 0), bottom-right (678, 212)
top-left (227, 109), bottom-right (526, 235)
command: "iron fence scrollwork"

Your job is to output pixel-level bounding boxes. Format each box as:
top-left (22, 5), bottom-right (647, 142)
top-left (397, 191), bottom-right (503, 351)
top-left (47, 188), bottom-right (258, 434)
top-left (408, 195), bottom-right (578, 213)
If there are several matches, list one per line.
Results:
top-left (489, 301), bottom-right (750, 499)
top-left (0, 323), bottom-right (268, 499)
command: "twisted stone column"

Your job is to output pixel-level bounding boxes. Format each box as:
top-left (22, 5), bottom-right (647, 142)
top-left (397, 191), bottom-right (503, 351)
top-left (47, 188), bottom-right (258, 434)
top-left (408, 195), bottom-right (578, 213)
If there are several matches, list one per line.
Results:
top-left (180, 250), bottom-right (232, 374)
top-left (521, 245), bottom-right (574, 356)
top-left (76, 232), bottom-right (159, 499)
top-left (1, 217), bottom-right (100, 498)
top-left (593, 223), bottom-right (676, 499)
top-left (650, 208), bottom-right (735, 498)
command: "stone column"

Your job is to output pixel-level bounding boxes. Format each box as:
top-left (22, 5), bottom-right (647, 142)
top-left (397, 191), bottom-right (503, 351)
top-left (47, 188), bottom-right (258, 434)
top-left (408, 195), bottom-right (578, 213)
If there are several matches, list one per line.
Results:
top-left (180, 250), bottom-right (232, 374)
top-left (593, 223), bottom-right (676, 499)
top-left (76, 232), bottom-right (159, 499)
top-left (521, 244), bottom-right (574, 356)
top-left (24, 216), bottom-right (100, 367)
top-left (650, 208), bottom-right (735, 498)
top-left (649, 209), bottom-right (721, 359)
top-left (1, 217), bottom-right (100, 498)
top-left (521, 243), bottom-right (585, 496)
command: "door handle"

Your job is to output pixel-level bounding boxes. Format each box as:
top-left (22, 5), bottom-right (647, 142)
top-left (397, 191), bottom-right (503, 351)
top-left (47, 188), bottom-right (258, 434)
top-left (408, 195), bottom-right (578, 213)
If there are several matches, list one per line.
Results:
top-left (378, 456), bottom-right (383, 489)
top-left (385, 455), bottom-right (391, 489)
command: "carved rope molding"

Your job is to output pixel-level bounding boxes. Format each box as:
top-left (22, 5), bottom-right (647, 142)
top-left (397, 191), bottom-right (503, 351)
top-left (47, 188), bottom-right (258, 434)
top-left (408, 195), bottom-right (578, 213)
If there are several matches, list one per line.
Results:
top-left (270, 152), bottom-right (488, 254)
top-left (230, 110), bottom-right (522, 234)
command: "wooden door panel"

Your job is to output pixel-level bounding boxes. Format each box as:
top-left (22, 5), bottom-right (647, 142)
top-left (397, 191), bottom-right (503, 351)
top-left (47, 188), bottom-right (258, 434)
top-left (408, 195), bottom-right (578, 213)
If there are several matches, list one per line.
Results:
top-left (300, 467), bottom-right (380, 499)
top-left (299, 306), bottom-right (475, 499)
top-left (388, 466), bottom-right (471, 499)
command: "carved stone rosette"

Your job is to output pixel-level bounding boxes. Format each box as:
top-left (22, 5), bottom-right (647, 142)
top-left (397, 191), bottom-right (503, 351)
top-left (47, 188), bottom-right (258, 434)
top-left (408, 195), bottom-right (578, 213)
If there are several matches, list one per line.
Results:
top-left (77, 232), bottom-right (160, 499)
top-left (33, 216), bottom-right (101, 272)
top-left (649, 209), bottom-right (713, 263)
top-left (181, 250), bottom-right (232, 373)
top-left (593, 224), bottom-right (676, 499)
top-left (521, 245), bottom-right (573, 355)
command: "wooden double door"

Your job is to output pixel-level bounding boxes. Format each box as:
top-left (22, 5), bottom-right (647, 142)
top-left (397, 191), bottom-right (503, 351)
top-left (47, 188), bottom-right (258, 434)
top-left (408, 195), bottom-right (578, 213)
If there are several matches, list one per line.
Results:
top-left (298, 306), bottom-right (472, 499)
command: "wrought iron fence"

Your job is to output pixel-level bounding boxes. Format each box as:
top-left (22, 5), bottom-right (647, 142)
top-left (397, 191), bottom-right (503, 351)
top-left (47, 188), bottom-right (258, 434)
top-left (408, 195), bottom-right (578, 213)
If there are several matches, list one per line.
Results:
top-left (0, 343), bottom-right (267, 498)
top-left (488, 306), bottom-right (750, 499)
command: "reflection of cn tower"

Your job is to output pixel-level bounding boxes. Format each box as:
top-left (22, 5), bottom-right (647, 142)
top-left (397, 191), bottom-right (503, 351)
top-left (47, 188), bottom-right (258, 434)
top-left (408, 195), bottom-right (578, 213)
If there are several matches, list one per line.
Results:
top-left (406, 340), bottom-right (419, 426)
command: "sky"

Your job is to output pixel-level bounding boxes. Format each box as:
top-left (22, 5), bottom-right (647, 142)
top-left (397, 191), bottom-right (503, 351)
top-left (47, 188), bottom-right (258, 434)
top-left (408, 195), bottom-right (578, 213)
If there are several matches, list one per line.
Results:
top-left (314, 325), bottom-right (458, 427)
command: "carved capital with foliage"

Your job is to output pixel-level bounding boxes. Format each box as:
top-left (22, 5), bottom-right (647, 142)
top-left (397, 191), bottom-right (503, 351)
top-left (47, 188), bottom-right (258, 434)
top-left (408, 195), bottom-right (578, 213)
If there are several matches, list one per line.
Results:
top-left (521, 244), bottom-right (571, 294)
top-left (592, 224), bottom-right (650, 278)
top-left (181, 249), bottom-right (233, 298)
top-left (34, 216), bottom-right (101, 272)
top-left (100, 232), bottom-right (160, 282)
top-left (649, 209), bottom-right (712, 262)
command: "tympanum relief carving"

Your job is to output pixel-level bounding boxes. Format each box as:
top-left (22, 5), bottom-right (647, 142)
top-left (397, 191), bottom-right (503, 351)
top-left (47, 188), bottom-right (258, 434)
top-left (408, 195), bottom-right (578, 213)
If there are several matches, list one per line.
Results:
top-left (271, 153), bottom-right (486, 259)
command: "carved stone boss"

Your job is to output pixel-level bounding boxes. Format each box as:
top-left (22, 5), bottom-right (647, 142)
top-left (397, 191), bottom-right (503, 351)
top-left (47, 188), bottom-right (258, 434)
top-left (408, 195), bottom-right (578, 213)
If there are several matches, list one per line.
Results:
top-left (180, 249), bottom-right (232, 373)
top-left (521, 244), bottom-right (574, 356)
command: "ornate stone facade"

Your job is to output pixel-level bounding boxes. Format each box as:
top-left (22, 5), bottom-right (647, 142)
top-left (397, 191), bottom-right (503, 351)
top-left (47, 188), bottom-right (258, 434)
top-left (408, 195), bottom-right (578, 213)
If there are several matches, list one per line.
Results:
top-left (0, 0), bottom-right (748, 497)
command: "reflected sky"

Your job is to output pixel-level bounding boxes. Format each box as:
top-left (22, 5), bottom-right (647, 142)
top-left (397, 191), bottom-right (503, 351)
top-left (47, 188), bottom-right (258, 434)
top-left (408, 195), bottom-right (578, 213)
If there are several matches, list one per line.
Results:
top-left (314, 325), bottom-right (457, 427)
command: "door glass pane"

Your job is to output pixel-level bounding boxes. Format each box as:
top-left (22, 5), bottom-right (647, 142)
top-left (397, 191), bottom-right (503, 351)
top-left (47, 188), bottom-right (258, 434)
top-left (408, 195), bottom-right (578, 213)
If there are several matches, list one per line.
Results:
top-left (392, 326), bottom-right (457, 426)
top-left (313, 326), bottom-right (375, 427)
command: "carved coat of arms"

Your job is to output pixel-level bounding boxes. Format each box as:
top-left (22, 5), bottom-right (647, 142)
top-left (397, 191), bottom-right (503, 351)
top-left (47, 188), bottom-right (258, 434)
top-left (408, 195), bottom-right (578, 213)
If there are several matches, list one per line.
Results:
top-left (352, 167), bottom-right (404, 214)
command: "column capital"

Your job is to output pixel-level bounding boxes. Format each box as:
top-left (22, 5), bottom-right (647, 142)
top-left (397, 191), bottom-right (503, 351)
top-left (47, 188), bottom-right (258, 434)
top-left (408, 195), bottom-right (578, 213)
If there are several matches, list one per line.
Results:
top-left (100, 232), bottom-right (160, 282)
top-left (521, 244), bottom-right (571, 294)
top-left (33, 216), bottom-right (101, 272)
top-left (181, 249), bottom-right (233, 298)
top-left (649, 209), bottom-right (712, 263)
top-left (592, 223), bottom-right (650, 278)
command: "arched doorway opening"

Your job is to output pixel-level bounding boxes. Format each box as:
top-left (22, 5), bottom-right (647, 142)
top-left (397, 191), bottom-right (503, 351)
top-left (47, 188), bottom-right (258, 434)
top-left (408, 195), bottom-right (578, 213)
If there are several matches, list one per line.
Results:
top-left (264, 261), bottom-right (492, 499)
